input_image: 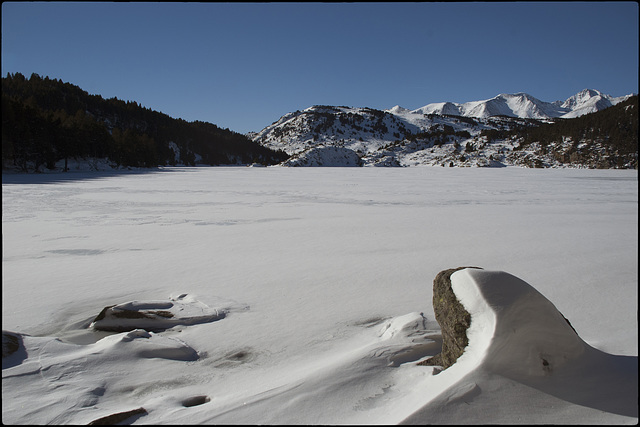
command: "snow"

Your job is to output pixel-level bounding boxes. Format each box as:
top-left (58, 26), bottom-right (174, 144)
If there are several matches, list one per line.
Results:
top-left (399, 89), bottom-right (634, 121)
top-left (281, 146), bottom-right (363, 167)
top-left (2, 166), bottom-right (638, 425)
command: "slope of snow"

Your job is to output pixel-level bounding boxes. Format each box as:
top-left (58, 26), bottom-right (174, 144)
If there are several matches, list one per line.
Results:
top-left (2, 167), bottom-right (637, 425)
top-left (252, 105), bottom-right (419, 156)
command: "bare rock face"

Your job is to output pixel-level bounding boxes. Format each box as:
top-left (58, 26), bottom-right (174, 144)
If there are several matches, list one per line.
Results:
top-left (2, 331), bottom-right (21, 358)
top-left (2, 331), bottom-right (28, 369)
top-left (420, 267), bottom-right (481, 369)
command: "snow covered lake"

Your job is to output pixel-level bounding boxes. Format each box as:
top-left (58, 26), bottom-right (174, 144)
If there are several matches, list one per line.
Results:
top-left (2, 166), bottom-right (638, 424)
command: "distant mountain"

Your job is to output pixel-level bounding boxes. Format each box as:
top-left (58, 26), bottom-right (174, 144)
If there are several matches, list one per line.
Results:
top-left (252, 90), bottom-right (637, 169)
top-left (406, 89), bottom-right (631, 120)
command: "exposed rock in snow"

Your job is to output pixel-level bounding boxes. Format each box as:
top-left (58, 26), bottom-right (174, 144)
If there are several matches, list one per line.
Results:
top-left (420, 266), bottom-right (480, 369)
top-left (90, 294), bottom-right (226, 332)
top-left (2, 331), bottom-right (21, 358)
top-left (87, 407), bottom-right (148, 425)
top-left (2, 331), bottom-right (27, 370)
top-left (401, 267), bottom-right (638, 424)
top-left (422, 267), bottom-right (589, 375)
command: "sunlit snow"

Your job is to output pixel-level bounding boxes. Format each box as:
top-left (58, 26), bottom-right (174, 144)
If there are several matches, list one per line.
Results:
top-left (2, 166), bottom-right (637, 424)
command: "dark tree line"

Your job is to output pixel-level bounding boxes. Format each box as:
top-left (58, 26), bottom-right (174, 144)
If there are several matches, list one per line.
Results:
top-left (2, 72), bottom-right (289, 171)
top-left (475, 96), bottom-right (638, 153)
top-left (516, 95), bottom-right (638, 155)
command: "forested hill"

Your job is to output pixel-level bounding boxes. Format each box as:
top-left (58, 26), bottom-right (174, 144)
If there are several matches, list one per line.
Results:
top-left (2, 73), bottom-right (289, 172)
top-left (482, 94), bottom-right (638, 168)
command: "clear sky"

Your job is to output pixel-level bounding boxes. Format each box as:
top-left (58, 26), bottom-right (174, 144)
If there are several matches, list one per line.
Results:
top-left (2, 2), bottom-right (638, 134)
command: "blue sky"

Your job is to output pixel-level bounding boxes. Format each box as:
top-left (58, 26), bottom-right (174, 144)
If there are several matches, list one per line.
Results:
top-left (2, 2), bottom-right (638, 134)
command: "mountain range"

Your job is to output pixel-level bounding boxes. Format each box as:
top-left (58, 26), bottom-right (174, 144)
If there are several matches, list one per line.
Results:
top-left (2, 73), bottom-right (636, 171)
top-left (251, 89), bottom-right (637, 168)
top-left (398, 89), bottom-right (631, 120)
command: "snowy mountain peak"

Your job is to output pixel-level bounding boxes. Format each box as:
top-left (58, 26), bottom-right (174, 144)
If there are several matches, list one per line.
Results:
top-left (562, 88), bottom-right (602, 107)
top-left (250, 89), bottom-right (636, 168)
top-left (388, 105), bottom-right (411, 115)
top-left (401, 89), bottom-right (632, 121)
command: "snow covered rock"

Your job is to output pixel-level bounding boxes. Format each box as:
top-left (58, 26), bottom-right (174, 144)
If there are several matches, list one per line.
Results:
top-left (93, 329), bottom-right (199, 361)
top-left (423, 267), bottom-right (587, 375)
top-left (281, 146), bottom-right (363, 167)
top-left (89, 294), bottom-right (226, 332)
top-left (452, 268), bottom-right (586, 377)
top-left (403, 268), bottom-right (637, 424)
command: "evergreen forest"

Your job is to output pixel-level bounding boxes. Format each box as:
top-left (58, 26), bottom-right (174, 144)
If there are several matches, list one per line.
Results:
top-left (2, 73), bottom-right (289, 172)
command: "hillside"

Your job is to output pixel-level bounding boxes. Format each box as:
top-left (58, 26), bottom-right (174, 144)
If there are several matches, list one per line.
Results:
top-left (3, 76), bottom-right (635, 171)
top-left (252, 92), bottom-right (637, 169)
top-left (2, 73), bottom-right (289, 172)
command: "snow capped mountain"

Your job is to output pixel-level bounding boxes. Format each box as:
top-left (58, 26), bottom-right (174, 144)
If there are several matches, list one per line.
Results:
top-left (414, 93), bottom-right (563, 119)
top-left (251, 89), bottom-right (636, 168)
top-left (407, 89), bottom-right (631, 120)
top-left (251, 105), bottom-right (421, 156)
top-left (559, 89), bottom-right (631, 118)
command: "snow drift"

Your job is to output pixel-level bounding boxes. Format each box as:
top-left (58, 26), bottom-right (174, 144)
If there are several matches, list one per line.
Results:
top-left (401, 268), bottom-right (638, 424)
top-left (2, 168), bottom-right (637, 425)
top-left (3, 268), bottom-right (636, 424)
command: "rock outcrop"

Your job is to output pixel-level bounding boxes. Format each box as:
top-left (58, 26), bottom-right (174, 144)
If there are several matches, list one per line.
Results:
top-left (2, 330), bottom-right (27, 369)
top-left (2, 331), bottom-right (21, 358)
top-left (420, 266), bottom-right (582, 371)
top-left (419, 266), bottom-right (481, 369)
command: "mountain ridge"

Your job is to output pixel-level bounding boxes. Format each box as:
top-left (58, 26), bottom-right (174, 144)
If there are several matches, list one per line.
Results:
top-left (251, 90), bottom-right (637, 169)
top-left (399, 89), bottom-right (631, 120)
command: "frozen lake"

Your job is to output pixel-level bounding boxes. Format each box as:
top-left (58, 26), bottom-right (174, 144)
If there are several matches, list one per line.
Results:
top-left (2, 166), bottom-right (638, 424)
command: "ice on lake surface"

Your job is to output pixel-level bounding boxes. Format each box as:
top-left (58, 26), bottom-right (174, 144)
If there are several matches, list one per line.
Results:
top-left (2, 166), bottom-right (637, 425)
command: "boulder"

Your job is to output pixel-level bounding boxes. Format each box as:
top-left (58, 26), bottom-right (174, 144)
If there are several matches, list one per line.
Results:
top-left (2, 331), bottom-right (21, 358)
top-left (2, 330), bottom-right (28, 369)
top-left (419, 266), bottom-right (481, 369)
top-left (419, 266), bottom-right (580, 371)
